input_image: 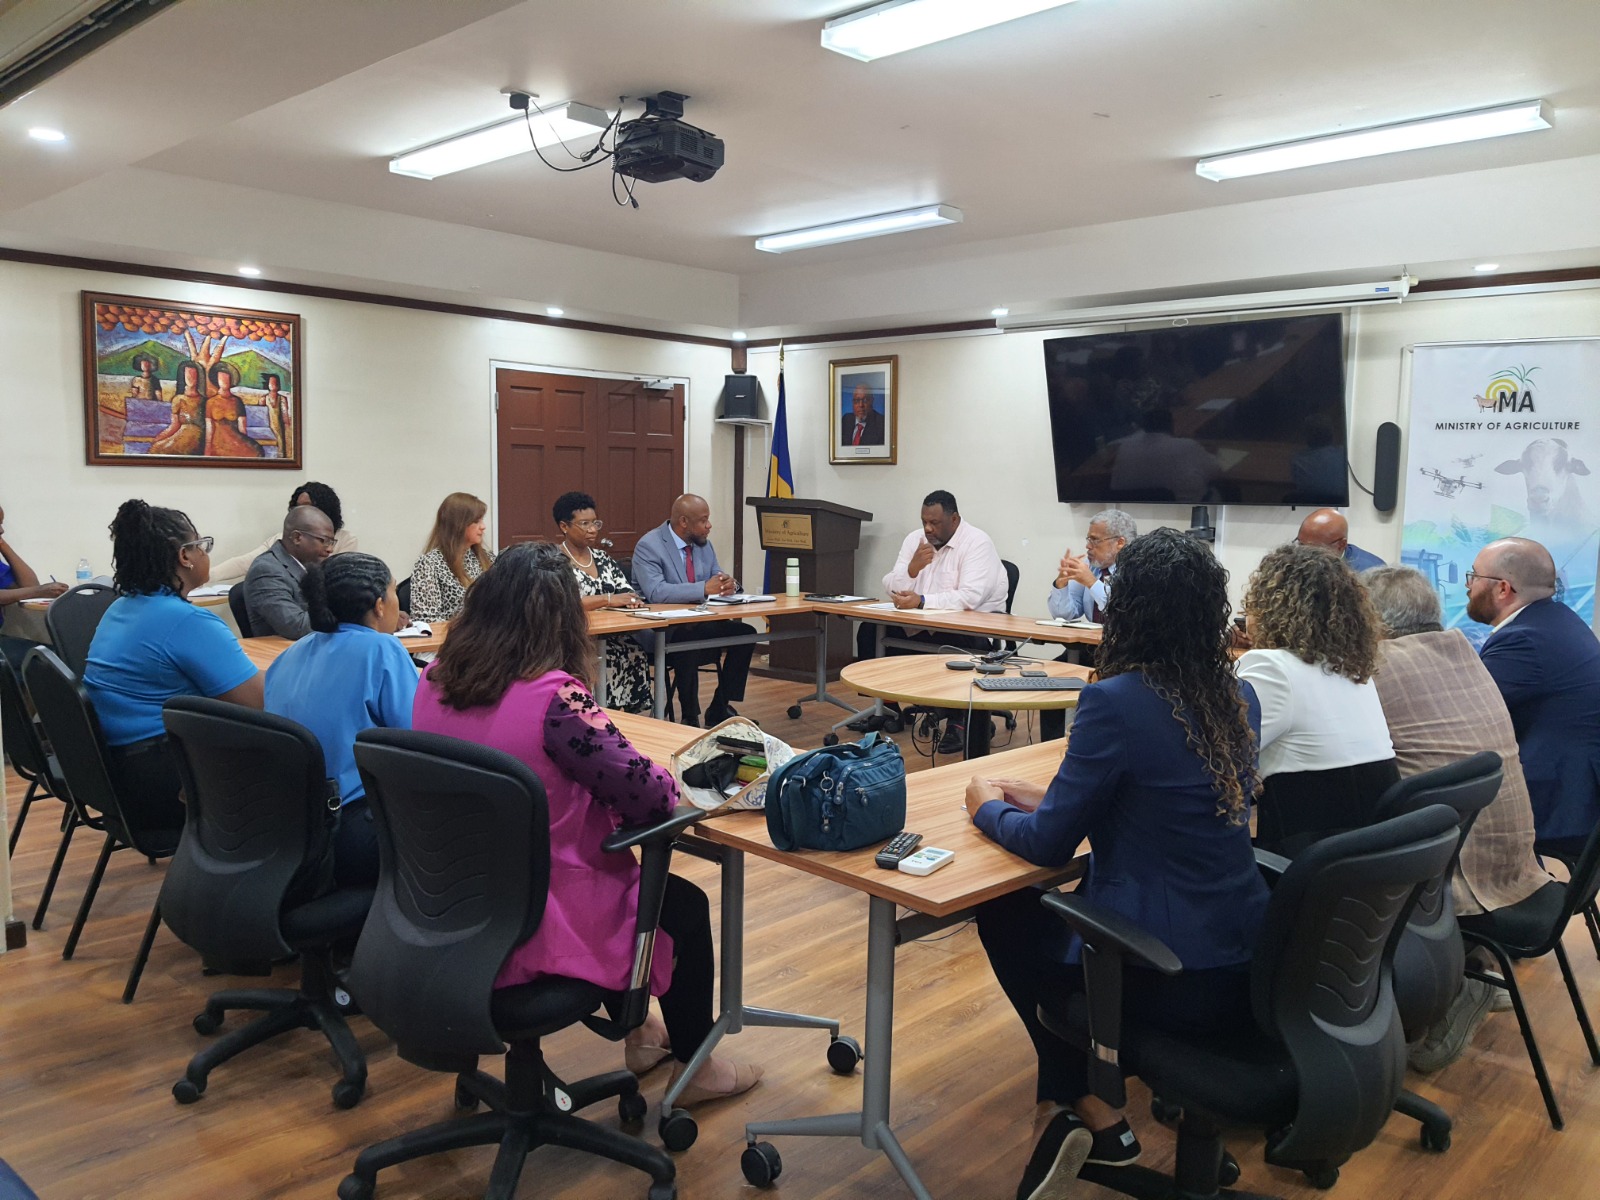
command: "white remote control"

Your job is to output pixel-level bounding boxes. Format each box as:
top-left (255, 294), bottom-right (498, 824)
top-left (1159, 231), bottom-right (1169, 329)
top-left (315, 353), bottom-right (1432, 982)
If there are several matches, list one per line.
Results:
top-left (898, 847), bottom-right (954, 875)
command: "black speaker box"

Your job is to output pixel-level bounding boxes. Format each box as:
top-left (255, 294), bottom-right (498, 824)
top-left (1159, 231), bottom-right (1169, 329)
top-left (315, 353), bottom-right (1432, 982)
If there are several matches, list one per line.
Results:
top-left (719, 374), bottom-right (762, 421)
top-left (1373, 421), bottom-right (1401, 512)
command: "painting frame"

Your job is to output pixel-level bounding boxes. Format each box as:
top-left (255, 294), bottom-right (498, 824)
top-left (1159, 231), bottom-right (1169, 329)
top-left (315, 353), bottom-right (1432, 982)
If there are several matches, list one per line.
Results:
top-left (82, 291), bottom-right (304, 469)
top-left (829, 354), bottom-right (898, 465)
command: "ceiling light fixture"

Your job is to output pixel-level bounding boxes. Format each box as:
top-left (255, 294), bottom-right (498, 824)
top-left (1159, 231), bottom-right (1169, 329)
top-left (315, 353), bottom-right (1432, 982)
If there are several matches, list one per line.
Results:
top-left (821, 0), bottom-right (1081, 61)
top-left (990, 307), bottom-right (1010, 318)
top-left (755, 204), bottom-right (963, 253)
top-left (237, 266), bottom-right (262, 277)
top-left (389, 101), bottom-right (614, 180)
top-left (27, 127), bottom-right (66, 142)
top-left (546, 306), bottom-right (564, 318)
top-left (1474, 262), bottom-right (1500, 273)
top-left (731, 331), bottom-right (747, 341)
top-left (1196, 99), bottom-right (1552, 181)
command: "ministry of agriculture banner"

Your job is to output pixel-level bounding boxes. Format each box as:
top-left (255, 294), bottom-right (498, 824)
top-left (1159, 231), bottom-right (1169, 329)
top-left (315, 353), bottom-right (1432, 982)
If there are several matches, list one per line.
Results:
top-left (1402, 339), bottom-right (1600, 645)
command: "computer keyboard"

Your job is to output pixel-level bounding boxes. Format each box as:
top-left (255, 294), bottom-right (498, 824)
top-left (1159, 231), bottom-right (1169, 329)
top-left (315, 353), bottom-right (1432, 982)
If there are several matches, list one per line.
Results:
top-left (975, 676), bottom-right (1085, 691)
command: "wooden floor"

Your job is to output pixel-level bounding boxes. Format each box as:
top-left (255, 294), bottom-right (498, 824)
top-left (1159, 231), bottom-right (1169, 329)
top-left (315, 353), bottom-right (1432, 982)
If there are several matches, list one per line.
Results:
top-left (3, 667), bottom-right (1599, 1199)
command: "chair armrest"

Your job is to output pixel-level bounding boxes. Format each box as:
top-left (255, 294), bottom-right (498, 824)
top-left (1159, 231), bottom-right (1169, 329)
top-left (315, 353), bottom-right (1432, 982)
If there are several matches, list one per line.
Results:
top-left (1254, 847), bottom-right (1292, 883)
top-left (1040, 892), bottom-right (1183, 975)
top-left (601, 805), bottom-right (707, 854)
top-left (603, 806), bottom-right (706, 1033)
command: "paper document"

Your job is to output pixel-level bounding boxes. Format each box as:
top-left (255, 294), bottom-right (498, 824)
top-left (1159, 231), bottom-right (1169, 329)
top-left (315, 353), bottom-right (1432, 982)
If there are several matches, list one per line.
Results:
top-left (650, 608), bottom-right (715, 619)
top-left (188, 583), bottom-right (232, 597)
top-left (863, 600), bottom-right (958, 614)
top-left (707, 594), bottom-right (776, 604)
top-left (1037, 617), bottom-right (1100, 628)
top-left (395, 623), bottom-right (433, 639)
top-left (806, 594), bottom-right (872, 602)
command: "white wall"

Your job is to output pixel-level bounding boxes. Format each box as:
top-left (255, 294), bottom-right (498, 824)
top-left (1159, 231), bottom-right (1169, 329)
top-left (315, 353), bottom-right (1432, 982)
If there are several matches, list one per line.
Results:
top-left (0, 259), bottom-right (737, 586)
top-left (742, 286), bottom-right (1600, 612)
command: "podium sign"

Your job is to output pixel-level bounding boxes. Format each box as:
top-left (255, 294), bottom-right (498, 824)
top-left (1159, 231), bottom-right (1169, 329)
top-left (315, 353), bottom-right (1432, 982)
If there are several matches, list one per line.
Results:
top-left (760, 513), bottom-right (813, 550)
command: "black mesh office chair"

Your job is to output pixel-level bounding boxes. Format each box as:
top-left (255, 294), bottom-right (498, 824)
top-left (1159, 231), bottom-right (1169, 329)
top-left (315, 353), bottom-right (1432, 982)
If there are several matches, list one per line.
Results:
top-left (1, 651), bottom-right (68, 857)
top-left (1371, 751), bottom-right (1503, 1152)
top-left (22, 647), bottom-right (181, 977)
top-left (1036, 805), bottom-right (1459, 1197)
top-left (395, 576), bottom-right (411, 615)
top-left (158, 697), bottom-right (372, 1105)
top-left (226, 583), bottom-right (255, 638)
top-left (42, 582), bottom-right (117, 675)
top-left (1458, 817), bottom-right (1600, 1130)
top-left (336, 729), bottom-right (697, 1200)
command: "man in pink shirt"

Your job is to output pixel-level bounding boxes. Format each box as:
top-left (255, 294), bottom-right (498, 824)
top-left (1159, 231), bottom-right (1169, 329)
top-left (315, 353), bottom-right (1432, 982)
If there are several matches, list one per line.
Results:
top-left (852, 490), bottom-right (1010, 752)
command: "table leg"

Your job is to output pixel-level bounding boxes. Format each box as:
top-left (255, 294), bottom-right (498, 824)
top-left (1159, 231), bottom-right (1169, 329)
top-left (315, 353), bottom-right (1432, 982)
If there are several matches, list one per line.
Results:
top-left (653, 632), bottom-right (668, 720)
top-left (594, 639), bottom-right (609, 706)
top-left (964, 714), bottom-right (992, 759)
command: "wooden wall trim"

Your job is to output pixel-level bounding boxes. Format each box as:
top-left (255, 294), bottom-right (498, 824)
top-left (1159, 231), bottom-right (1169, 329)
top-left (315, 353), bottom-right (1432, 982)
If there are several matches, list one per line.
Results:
top-left (744, 318), bottom-right (996, 348)
top-left (1410, 265), bottom-right (1600, 294)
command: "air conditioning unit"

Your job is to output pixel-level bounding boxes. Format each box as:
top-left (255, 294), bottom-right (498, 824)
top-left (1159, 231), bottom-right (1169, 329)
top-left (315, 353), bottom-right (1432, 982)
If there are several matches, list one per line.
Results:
top-left (996, 277), bottom-right (1413, 332)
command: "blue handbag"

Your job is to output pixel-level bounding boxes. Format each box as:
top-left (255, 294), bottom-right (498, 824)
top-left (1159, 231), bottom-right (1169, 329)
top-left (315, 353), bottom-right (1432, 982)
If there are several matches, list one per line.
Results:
top-left (764, 733), bottom-right (907, 852)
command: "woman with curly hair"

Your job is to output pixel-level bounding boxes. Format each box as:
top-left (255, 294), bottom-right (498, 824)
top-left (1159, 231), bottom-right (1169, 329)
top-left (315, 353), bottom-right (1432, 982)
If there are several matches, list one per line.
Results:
top-left (964, 528), bottom-right (1268, 1199)
top-left (1238, 541), bottom-right (1397, 855)
top-left (211, 481), bottom-right (359, 585)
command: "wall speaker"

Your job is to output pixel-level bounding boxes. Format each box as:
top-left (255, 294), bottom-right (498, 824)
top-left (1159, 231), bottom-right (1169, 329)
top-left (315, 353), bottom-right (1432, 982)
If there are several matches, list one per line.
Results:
top-left (1373, 421), bottom-right (1401, 512)
top-left (718, 373), bottom-right (762, 421)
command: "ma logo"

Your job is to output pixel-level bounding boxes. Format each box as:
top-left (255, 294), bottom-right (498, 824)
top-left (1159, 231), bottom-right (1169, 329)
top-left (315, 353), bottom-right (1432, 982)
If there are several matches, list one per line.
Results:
top-left (1473, 364), bottom-right (1538, 414)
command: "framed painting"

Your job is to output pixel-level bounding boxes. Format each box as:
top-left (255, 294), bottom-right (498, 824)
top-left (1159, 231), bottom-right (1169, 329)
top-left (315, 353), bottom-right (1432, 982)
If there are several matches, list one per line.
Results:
top-left (829, 354), bottom-right (897, 465)
top-left (82, 292), bottom-right (303, 468)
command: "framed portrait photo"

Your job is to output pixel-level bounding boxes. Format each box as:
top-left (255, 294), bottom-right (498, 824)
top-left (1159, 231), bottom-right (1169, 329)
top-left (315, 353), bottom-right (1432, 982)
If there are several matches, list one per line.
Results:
top-left (829, 354), bottom-right (897, 465)
top-left (82, 291), bottom-right (303, 468)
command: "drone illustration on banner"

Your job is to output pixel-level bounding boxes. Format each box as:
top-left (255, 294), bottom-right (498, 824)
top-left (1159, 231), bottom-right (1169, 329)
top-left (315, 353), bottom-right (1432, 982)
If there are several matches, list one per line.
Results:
top-left (1421, 466), bottom-right (1484, 499)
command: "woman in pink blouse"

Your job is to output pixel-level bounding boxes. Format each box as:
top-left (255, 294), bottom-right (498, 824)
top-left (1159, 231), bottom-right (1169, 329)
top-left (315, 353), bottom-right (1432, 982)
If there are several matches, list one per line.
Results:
top-left (412, 543), bottom-right (760, 1105)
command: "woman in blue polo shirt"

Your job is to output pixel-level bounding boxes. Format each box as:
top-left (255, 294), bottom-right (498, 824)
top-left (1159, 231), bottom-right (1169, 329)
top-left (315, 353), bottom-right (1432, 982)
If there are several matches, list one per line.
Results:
top-left (264, 553), bottom-right (416, 887)
top-left (84, 500), bottom-right (263, 832)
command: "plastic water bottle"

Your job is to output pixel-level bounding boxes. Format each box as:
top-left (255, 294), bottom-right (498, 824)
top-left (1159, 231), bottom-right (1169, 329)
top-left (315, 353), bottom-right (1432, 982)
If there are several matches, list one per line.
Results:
top-left (785, 558), bottom-right (800, 597)
top-left (75, 557), bottom-right (91, 584)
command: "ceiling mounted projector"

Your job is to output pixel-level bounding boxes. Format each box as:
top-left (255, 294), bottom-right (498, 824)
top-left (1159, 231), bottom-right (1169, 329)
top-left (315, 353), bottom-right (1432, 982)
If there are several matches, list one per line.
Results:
top-left (613, 91), bottom-right (724, 184)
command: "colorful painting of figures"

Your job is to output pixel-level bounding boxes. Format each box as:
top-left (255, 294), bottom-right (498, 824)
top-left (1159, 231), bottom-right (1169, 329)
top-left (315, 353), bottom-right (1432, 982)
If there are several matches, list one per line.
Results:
top-left (81, 292), bottom-right (303, 468)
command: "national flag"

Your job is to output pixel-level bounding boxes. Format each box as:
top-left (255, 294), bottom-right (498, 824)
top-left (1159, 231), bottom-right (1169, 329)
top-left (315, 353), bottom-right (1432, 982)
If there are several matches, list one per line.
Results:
top-left (764, 348), bottom-right (794, 592)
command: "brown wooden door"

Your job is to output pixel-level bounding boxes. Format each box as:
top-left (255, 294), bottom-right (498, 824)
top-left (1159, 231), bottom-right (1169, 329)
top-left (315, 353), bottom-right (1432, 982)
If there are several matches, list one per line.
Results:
top-left (495, 368), bottom-right (684, 554)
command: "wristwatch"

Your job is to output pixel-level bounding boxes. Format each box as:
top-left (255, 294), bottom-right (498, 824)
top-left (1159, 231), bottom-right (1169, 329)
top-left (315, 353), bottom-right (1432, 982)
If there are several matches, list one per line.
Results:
top-left (918, 596), bottom-right (925, 608)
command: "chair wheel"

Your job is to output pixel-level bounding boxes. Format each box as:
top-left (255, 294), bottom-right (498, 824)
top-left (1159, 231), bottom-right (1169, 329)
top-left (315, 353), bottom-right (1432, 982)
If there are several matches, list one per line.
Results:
top-left (171, 1078), bottom-right (203, 1104)
top-left (822, 733), bottom-right (839, 747)
top-left (827, 1035), bottom-right (862, 1074)
top-left (741, 1141), bottom-right (782, 1187)
top-left (660, 1107), bottom-right (698, 1152)
top-left (332, 1079), bottom-right (365, 1109)
top-left (454, 1080), bottom-right (481, 1110)
top-left (1150, 1096), bottom-right (1182, 1126)
top-left (1304, 1165), bottom-right (1339, 1190)
top-left (619, 1090), bottom-right (648, 1125)
top-left (880, 714), bottom-right (903, 733)
top-left (787, 705), bottom-right (803, 720)
top-left (337, 1174), bottom-right (375, 1200)
top-left (1218, 1152), bottom-right (1240, 1186)
top-left (1420, 1120), bottom-right (1452, 1152)
top-left (193, 1010), bottom-right (222, 1036)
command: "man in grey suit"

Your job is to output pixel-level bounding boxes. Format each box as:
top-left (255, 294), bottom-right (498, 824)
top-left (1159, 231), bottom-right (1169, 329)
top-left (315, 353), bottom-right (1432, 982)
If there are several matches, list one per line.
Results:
top-left (242, 505), bottom-right (336, 639)
top-left (631, 493), bottom-right (753, 726)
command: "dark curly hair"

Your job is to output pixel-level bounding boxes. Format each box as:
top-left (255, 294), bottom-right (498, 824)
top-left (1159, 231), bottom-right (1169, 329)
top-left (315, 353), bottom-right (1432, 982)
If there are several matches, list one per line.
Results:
top-left (301, 553), bottom-right (391, 634)
top-left (109, 499), bottom-right (196, 596)
top-left (552, 490), bottom-right (597, 528)
top-left (1095, 528), bottom-right (1259, 824)
top-left (428, 543), bottom-right (594, 709)
top-left (291, 482), bottom-right (343, 532)
top-left (1244, 543), bottom-right (1381, 683)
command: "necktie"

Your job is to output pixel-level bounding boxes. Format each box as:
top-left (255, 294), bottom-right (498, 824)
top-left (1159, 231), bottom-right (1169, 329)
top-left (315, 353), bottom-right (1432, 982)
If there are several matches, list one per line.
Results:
top-left (853, 422), bottom-right (865, 446)
top-left (684, 544), bottom-right (695, 583)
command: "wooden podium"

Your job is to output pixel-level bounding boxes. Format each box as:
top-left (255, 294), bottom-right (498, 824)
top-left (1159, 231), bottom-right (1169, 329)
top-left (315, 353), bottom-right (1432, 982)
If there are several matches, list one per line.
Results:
top-left (747, 497), bottom-right (873, 675)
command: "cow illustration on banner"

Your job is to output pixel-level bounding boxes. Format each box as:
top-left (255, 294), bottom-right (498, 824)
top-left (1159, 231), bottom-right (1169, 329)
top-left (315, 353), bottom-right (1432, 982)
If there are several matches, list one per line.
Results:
top-left (1402, 339), bottom-right (1600, 645)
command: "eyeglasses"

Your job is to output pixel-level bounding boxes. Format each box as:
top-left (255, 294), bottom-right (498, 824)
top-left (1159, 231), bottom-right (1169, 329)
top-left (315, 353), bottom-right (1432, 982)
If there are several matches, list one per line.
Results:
top-left (297, 531), bottom-right (337, 547)
top-left (181, 536), bottom-right (215, 554)
top-left (1464, 571), bottom-right (1512, 589)
top-left (1084, 534), bottom-right (1121, 546)
top-left (570, 518), bottom-right (604, 531)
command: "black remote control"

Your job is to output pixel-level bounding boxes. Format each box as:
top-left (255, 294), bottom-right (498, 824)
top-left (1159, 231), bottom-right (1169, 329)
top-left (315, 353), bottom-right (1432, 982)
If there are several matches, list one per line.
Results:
top-left (875, 831), bottom-right (924, 869)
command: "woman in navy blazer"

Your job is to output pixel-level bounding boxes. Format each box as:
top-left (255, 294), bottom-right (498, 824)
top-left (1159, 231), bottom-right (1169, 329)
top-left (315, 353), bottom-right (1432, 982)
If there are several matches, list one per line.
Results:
top-left (966, 528), bottom-right (1267, 1197)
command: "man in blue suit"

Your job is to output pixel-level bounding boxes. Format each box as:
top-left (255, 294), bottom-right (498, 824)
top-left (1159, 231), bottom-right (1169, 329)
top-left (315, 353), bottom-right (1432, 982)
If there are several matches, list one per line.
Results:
top-left (631, 493), bottom-right (753, 727)
top-left (1469, 536), bottom-right (1600, 853)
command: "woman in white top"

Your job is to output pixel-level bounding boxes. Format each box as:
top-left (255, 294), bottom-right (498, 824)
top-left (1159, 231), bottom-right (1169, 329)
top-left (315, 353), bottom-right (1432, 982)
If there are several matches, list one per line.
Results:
top-left (1236, 542), bottom-right (1397, 855)
top-left (211, 482), bottom-right (358, 584)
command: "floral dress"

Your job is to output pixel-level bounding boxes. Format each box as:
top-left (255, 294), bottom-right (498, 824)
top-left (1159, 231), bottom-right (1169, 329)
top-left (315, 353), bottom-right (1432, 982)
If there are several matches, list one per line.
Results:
top-left (410, 546), bottom-right (494, 622)
top-left (569, 547), bottom-right (653, 713)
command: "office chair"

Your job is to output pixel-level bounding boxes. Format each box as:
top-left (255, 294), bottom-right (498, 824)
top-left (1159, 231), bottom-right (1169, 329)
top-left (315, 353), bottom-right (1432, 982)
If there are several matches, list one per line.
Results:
top-left (22, 647), bottom-right (180, 977)
top-left (226, 583), bottom-right (255, 638)
top-left (1458, 817), bottom-right (1600, 1130)
top-left (1533, 839), bottom-right (1600, 963)
top-left (1372, 751), bottom-right (1503, 1152)
top-left (42, 581), bottom-right (117, 676)
top-left (1037, 805), bottom-right (1459, 1197)
top-left (1, 650), bottom-right (68, 857)
top-left (395, 576), bottom-right (411, 615)
top-left (336, 728), bottom-right (697, 1200)
top-left (156, 697), bottom-right (371, 1102)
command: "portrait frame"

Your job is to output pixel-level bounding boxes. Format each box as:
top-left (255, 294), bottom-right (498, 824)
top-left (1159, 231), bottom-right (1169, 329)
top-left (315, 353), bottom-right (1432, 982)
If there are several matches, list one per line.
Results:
top-left (829, 354), bottom-right (898, 465)
top-left (81, 291), bottom-right (303, 469)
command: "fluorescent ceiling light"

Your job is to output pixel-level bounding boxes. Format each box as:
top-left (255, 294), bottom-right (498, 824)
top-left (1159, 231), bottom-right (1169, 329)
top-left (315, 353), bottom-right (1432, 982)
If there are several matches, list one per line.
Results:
top-left (1196, 100), bottom-right (1552, 181)
top-left (755, 204), bottom-right (963, 253)
top-left (389, 102), bottom-right (613, 180)
top-left (822, 0), bottom-right (1080, 61)
top-left (237, 266), bottom-right (262, 277)
top-left (546, 306), bottom-right (564, 317)
top-left (27, 127), bottom-right (65, 142)
top-left (1474, 262), bottom-right (1500, 273)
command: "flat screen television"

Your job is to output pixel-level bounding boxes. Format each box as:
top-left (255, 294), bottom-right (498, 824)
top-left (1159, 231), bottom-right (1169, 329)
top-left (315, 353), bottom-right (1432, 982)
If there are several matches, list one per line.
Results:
top-left (1042, 313), bottom-right (1349, 507)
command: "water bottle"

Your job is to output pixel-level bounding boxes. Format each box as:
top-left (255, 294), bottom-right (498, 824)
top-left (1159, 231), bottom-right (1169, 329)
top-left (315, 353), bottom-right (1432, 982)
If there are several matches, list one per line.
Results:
top-left (785, 557), bottom-right (800, 597)
top-left (75, 557), bottom-right (91, 584)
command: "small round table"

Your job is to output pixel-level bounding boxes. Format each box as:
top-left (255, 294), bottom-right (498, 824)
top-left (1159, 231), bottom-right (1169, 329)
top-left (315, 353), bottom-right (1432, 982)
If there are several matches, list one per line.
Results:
top-left (839, 656), bottom-right (1091, 757)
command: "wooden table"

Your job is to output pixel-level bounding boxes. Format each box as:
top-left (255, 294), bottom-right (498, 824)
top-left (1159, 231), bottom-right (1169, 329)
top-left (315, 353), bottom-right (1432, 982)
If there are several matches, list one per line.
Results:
top-left (808, 599), bottom-right (1102, 652)
top-left (235, 622), bottom-right (449, 670)
top-left (20, 592), bottom-right (229, 610)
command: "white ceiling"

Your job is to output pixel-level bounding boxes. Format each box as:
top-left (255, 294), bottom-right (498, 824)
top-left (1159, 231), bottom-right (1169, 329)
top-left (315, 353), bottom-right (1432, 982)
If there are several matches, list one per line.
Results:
top-left (2, 0), bottom-right (1599, 333)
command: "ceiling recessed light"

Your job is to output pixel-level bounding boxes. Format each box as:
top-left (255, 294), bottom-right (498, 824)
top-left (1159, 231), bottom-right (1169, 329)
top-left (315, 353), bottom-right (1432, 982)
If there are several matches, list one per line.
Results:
top-left (27, 127), bottom-right (66, 142)
top-left (1474, 262), bottom-right (1500, 273)
top-left (731, 331), bottom-right (747, 341)
top-left (390, 101), bottom-right (614, 180)
top-left (755, 204), bottom-right (963, 253)
top-left (822, 0), bottom-right (1082, 61)
top-left (990, 307), bottom-right (1010, 318)
top-left (237, 266), bottom-right (262, 277)
top-left (1196, 99), bottom-right (1552, 181)
top-left (546, 306), bottom-right (564, 318)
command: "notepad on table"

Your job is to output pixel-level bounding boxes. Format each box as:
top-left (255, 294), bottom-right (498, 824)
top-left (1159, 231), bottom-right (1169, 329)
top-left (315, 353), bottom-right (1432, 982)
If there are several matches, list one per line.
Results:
top-left (396, 623), bottom-right (433, 639)
top-left (1037, 617), bottom-right (1100, 628)
top-left (707, 594), bottom-right (776, 605)
top-left (863, 600), bottom-right (958, 614)
top-left (188, 583), bottom-right (232, 598)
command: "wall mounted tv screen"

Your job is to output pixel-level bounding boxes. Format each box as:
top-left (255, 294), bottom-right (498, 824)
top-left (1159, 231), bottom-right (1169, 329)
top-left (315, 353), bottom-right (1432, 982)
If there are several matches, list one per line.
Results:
top-left (1042, 313), bottom-right (1349, 507)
